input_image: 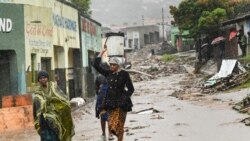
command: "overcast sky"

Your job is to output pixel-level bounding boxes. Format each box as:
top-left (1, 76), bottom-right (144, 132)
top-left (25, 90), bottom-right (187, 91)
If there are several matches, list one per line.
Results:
top-left (90, 0), bottom-right (181, 27)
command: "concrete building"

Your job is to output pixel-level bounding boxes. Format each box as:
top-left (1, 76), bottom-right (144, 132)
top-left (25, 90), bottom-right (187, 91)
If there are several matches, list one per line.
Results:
top-left (0, 0), bottom-right (102, 106)
top-left (223, 13), bottom-right (250, 57)
top-left (80, 16), bottom-right (102, 97)
top-left (0, 4), bottom-right (26, 104)
top-left (101, 27), bottom-right (112, 38)
top-left (121, 25), bottom-right (160, 49)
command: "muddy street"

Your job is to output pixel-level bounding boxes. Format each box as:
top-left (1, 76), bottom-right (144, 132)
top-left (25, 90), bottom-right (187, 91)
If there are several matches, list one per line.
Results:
top-left (2, 73), bottom-right (250, 141)
top-left (2, 0), bottom-right (250, 141)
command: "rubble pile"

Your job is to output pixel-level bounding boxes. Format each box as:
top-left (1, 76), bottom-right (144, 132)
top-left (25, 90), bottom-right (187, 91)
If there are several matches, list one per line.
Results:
top-left (233, 95), bottom-right (250, 126)
top-left (156, 41), bottom-right (177, 55)
top-left (170, 75), bottom-right (203, 99)
top-left (126, 43), bottom-right (162, 61)
top-left (173, 50), bottom-right (197, 65)
top-left (202, 72), bottom-right (249, 94)
top-left (126, 44), bottom-right (197, 82)
top-left (199, 60), bottom-right (217, 75)
top-left (127, 42), bottom-right (177, 61)
top-left (202, 60), bottom-right (249, 94)
top-left (128, 58), bottom-right (187, 82)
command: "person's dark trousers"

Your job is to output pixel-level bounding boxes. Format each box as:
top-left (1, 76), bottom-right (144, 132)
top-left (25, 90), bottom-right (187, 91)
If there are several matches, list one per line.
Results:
top-left (220, 49), bottom-right (225, 59)
top-left (198, 51), bottom-right (202, 62)
top-left (207, 46), bottom-right (212, 60)
top-left (40, 115), bottom-right (60, 141)
top-left (241, 45), bottom-right (247, 57)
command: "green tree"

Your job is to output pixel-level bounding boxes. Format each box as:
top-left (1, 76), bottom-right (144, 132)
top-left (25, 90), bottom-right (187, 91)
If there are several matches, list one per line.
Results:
top-left (71, 0), bottom-right (92, 17)
top-left (198, 8), bottom-right (227, 33)
top-left (170, 0), bottom-right (202, 31)
top-left (232, 0), bottom-right (250, 17)
top-left (170, 0), bottom-right (232, 38)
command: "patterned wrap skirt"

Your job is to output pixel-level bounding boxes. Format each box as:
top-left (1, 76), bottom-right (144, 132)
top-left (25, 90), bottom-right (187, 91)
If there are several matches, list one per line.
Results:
top-left (108, 108), bottom-right (127, 137)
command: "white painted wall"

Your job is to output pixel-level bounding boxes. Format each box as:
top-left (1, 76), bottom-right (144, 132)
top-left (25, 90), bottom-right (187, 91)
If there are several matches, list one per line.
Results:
top-left (24, 5), bottom-right (54, 71)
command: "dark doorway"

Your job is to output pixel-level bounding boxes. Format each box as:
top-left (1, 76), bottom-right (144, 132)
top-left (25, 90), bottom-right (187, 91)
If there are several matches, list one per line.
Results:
top-left (68, 70), bottom-right (75, 99)
top-left (0, 50), bottom-right (18, 107)
top-left (68, 49), bottom-right (82, 99)
top-left (31, 54), bottom-right (37, 83)
top-left (41, 58), bottom-right (51, 72)
top-left (149, 32), bottom-right (155, 43)
top-left (54, 46), bottom-right (67, 94)
top-left (73, 49), bottom-right (82, 98)
top-left (144, 34), bottom-right (149, 45)
top-left (87, 50), bottom-right (96, 97)
top-left (134, 39), bottom-right (139, 49)
top-left (41, 57), bottom-right (52, 81)
top-left (155, 31), bottom-right (160, 42)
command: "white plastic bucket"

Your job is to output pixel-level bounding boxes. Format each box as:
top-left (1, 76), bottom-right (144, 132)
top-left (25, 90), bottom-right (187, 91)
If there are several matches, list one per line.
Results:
top-left (106, 36), bottom-right (124, 57)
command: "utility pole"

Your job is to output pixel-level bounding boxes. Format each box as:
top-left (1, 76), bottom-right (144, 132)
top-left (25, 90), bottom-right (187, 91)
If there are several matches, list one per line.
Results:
top-left (142, 15), bottom-right (144, 26)
top-left (162, 8), bottom-right (165, 42)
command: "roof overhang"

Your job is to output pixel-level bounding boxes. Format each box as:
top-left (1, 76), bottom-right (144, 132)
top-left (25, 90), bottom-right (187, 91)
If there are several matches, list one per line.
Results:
top-left (222, 13), bottom-right (250, 26)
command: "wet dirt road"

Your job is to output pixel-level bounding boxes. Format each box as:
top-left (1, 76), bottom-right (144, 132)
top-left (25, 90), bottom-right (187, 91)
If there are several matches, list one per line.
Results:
top-left (1, 74), bottom-right (250, 141)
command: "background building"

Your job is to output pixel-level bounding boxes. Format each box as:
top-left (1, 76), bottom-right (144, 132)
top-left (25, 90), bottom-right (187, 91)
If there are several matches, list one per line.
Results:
top-left (0, 0), bottom-right (102, 106)
top-left (122, 25), bottom-right (160, 49)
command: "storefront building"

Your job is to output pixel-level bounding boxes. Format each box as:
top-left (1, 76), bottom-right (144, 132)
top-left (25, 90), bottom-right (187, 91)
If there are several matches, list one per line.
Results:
top-left (80, 16), bottom-right (102, 97)
top-left (0, 0), bottom-right (102, 102)
top-left (0, 4), bottom-right (25, 106)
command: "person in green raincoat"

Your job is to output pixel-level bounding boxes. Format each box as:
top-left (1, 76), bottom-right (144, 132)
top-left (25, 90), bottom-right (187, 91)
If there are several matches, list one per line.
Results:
top-left (33, 71), bottom-right (75, 141)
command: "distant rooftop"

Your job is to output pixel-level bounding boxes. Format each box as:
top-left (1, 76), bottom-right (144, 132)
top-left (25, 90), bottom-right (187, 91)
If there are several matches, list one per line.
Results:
top-left (223, 12), bottom-right (250, 26)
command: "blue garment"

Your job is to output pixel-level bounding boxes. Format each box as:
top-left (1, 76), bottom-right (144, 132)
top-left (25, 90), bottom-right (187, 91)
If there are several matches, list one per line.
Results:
top-left (96, 84), bottom-right (109, 121)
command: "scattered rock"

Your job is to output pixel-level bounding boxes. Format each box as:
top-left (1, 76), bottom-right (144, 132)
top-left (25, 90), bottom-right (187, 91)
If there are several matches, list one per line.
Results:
top-left (241, 117), bottom-right (250, 126)
top-left (151, 115), bottom-right (164, 119)
top-left (174, 123), bottom-right (189, 126)
top-left (140, 136), bottom-right (152, 139)
top-left (178, 134), bottom-right (184, 137)
top-left (126, 132), bottom-right (134, 136)
top-left (129, 120), bottom-right (138, 122)
top-left (131, 125), bottom-right (150, 130)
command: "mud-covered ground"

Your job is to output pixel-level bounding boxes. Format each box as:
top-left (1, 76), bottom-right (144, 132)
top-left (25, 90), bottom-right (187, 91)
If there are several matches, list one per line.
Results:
top-left (1, 73), bottom-right (250, 141)
top-left (1, 49), bottom-right (250, 141)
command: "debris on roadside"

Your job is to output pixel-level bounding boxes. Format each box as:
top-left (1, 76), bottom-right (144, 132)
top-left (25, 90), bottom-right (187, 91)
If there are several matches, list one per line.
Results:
top-left (233, 94), bottom-right (250, 126)
top-left (157, 41), bottom-right (177, 55)
top-left (131, 125), bottom-right (150, 130)
top-left (125, 44), bottom-right (197, 82)
top-left (70, 97), bottom-right (86, 108)
top-left (233, 95), bottom-right (250, 113)
top-left (150, 114), bottom-right (164, 120)
top-left (202, 72), bottom-right (249, 94)
top-left (135, 108), bottom-right (161, 115)
top-left (128, 57), bottom-right (188, 82)
top-left (241, 117), bottom-right (250, 126)
top-left (128, 69), bottom-right (155, 78)
top-left (199, 60), bottom-right (217, 75)
top-left (174, 123), bottom-right (189, 126)
top-left (202, 59), bottom-right (249, 94)
top-left (129, 120), bottom-right (138, 123)
top-left (140, 136), bottom-right (152, 139)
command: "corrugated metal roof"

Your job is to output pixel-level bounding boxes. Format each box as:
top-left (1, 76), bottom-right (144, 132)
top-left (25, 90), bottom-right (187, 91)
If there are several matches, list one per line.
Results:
top-left (223, 12), bottom-right (250, 26)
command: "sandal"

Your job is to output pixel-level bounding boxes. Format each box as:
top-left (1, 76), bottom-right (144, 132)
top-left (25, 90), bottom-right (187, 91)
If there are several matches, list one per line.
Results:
top-left (101, 134), bottom-right (106, 140)
top-left (108, 135), bottom-right (114, 140)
